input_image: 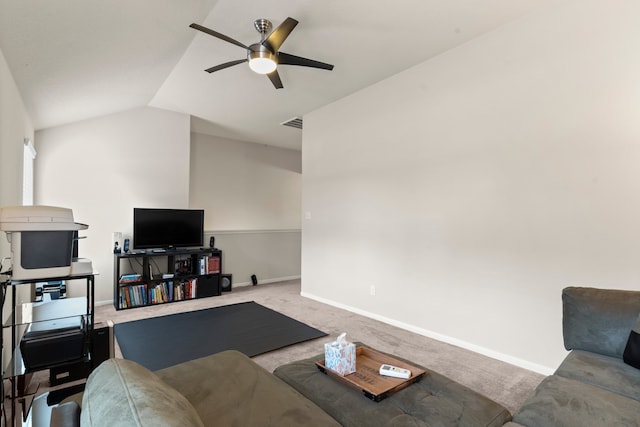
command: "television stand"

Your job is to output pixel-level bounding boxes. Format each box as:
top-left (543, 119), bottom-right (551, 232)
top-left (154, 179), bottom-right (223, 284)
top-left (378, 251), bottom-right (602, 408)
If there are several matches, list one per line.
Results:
top-left (113, 248), bottom-right (222, 310)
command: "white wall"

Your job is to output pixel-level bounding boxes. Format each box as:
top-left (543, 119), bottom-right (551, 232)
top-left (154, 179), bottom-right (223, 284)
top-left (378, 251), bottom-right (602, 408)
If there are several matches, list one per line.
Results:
top-left (190, 132), bottom-right (302, 285)
top-left (0, 48), bottom-right (33, 230)
top-left (190, 132), bottom-right (301, 230)
top-left (0, 47), bottom-right (34, 371)
top-left (301, 0), bottom-right (640, 373)
top-left (35, 107), bottom-right (191, 303)
top-left (205, 230), bottom-right (300, 287)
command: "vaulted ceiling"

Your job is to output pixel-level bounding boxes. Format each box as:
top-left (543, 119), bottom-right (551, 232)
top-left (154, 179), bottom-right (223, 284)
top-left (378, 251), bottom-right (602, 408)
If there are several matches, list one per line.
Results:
top-left (0, 0), bottom-right (556, 150)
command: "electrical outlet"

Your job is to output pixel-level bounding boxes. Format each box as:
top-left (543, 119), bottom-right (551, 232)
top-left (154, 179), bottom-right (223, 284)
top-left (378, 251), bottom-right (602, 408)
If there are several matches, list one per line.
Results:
top-left (370, 285), bottom-right (376, 296)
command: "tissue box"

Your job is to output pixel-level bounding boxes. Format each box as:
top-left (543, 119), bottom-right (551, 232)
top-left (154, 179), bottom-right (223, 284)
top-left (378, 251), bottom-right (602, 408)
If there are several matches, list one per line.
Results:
top-left (324, 341), bottom-right (356, 376)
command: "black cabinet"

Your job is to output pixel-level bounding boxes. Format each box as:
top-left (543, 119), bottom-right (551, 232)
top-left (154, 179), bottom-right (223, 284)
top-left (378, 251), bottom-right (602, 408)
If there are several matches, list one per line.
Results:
top-left (196, 274), bottom-right (221, 298)
top-left (114, 248), bottom-right (222, 310)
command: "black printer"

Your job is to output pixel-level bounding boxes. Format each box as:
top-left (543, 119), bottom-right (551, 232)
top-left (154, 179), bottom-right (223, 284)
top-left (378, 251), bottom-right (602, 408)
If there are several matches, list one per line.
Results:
top-left (19, 315), bottom-right (86, 370)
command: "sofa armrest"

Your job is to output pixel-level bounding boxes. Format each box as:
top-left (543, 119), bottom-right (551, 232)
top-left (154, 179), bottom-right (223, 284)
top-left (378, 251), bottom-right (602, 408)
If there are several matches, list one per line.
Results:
top-left (81, 358), bottom-right (204, 427)
top-left (563, 287), bottom-right (640, 358)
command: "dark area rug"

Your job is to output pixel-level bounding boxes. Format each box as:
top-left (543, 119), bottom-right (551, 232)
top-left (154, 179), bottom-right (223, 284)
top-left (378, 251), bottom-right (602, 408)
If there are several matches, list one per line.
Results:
top-left (113, 301), bottom-right (327, 371)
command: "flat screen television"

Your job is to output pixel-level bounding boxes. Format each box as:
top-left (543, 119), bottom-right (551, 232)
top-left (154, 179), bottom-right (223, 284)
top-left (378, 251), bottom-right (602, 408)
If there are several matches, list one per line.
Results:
top-left (133, 208), bottom-right (204, 250)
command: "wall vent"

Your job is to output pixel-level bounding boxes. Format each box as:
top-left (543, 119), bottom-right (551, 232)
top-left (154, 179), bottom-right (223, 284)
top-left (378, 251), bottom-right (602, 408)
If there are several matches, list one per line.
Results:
top-left (281, 117), bottom-right (303, 130)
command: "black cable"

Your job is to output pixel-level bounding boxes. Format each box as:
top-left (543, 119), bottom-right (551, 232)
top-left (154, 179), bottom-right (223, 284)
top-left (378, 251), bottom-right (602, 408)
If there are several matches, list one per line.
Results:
top-left (126, 257), bottom-right (143, 276)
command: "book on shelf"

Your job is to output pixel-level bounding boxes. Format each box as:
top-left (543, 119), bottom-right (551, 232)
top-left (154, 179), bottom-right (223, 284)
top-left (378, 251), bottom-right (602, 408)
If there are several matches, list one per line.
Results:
top-left (132, 286), bottom-right (139, 306)
top-left (180, 278), bottom-right (197, 299)
top-left (174, 281), bottom-right (183, 301)
top-left (119, 273), bottom-right (142, 283)
top-left (121, 286), bottom-right (130, 309)
top-left (206, 256), bottom-right (220, 274)
top-left (149, 285), bottom-right (157, 304)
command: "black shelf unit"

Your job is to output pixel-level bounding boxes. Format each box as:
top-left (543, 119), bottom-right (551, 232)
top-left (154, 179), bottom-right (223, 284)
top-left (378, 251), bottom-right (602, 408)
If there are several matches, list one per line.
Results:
top-left (1, 272), bottom-right (95, 426)
top-left (114, 248), bottom-right (222, 310)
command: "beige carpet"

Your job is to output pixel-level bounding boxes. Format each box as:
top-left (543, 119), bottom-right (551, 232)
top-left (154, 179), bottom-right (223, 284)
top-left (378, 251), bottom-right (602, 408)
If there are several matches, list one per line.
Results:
top-left (96, 279), bottom-right (544, 414)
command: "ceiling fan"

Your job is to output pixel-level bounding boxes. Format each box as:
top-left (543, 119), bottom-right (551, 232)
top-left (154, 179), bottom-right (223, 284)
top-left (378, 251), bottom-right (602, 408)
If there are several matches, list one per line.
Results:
top-left (190, 17), bottom-right (334, 89)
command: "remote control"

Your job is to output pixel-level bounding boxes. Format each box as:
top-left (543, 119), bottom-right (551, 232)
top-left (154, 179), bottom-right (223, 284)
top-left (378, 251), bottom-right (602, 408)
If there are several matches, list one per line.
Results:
top-left (379, 364), bottom-right (411, 379)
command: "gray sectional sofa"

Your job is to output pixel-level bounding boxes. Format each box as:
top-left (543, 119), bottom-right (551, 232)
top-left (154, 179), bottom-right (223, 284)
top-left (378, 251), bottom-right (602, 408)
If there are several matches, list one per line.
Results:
top-left (508, 287), bottom-right (640, 427)
top-left (53, 286), bottom-right (640, 426)
top-left (53, 350), bottom-right (341, 427)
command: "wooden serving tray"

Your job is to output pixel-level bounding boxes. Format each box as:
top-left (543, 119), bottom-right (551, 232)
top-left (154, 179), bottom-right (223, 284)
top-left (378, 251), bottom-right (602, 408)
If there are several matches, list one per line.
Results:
top-left (315, 346), bottom-right (427, 402)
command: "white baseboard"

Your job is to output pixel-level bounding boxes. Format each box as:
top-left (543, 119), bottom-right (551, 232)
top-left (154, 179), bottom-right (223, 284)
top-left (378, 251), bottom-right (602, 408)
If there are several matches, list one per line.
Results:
top-left (233, 275), bottom-right (301, 288)
top-left (96, 299), bottom-right (113, 307)
top-left (301, 291), bottom-right (554, 376)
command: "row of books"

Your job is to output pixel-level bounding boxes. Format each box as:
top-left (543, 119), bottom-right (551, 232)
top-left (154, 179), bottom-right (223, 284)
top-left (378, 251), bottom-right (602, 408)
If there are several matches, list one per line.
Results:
top-left (199, 256), bottom-right (220, 275)
top-left (118, 278), bottom-right (198, 309)
top-left (173, 255), bottom-right (221, 276)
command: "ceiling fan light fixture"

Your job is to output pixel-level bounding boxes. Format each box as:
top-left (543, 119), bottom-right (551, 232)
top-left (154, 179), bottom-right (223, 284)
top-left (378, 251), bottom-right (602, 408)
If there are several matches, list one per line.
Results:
top-left (249, 56), bottom-right (277, 74)
top-left (248, 44), bottom-right (277, 74)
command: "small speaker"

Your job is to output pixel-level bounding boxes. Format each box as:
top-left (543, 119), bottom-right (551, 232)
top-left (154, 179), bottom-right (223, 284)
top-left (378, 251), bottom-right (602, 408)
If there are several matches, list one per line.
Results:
top-left (251, 274), bottom-right (258, 286)
top-left (221, 274), bottom-right (232, 292)
top-left (209, 236), bottom-right (215, 248)
top-left (92, 320), bottom-right (115, 367)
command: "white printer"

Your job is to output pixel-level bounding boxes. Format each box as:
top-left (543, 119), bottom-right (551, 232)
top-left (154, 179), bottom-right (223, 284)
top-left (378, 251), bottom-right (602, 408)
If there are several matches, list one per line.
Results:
top-left (0, 205), bottom-right (90, 280)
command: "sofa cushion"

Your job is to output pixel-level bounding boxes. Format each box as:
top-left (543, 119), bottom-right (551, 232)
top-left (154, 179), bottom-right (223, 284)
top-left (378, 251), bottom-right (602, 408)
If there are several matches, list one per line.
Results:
top-left (81, 358), bottom-right (204, 427)
top-left (155, 350), bottom-right (341, 427)
top-left (513, 375), bottom-right (640, 427)
top-left (623, 314), bottom-right (640, 369)
top-left (555, 350), bottom-right (640, 401)
top-left (562, 287), bottom-right (640, 358)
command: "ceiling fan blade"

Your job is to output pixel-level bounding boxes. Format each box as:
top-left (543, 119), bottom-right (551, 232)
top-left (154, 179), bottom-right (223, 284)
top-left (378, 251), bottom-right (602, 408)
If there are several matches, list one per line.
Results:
top-left (277, 52), bottom-right (334, 71)
top-left (205, 59), bottom-right (248, 73)
top-left (263, 17), bottom-right (298, 52)
top-left (190, 23), bottom-right (248, 50)
top-left (267, 70), bottom-right (284, 89)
